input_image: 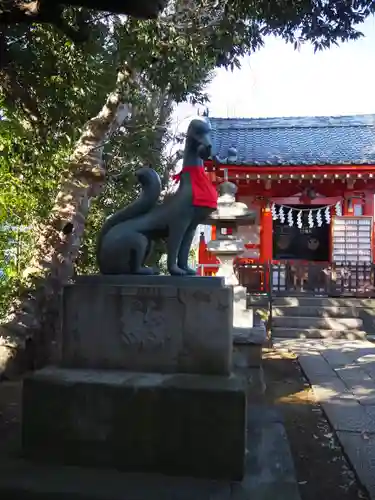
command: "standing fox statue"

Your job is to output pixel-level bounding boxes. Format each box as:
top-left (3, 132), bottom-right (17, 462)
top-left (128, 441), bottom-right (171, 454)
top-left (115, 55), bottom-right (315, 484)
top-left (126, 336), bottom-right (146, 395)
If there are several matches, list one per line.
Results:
top-left (96, 118), bottom-right (218, 276)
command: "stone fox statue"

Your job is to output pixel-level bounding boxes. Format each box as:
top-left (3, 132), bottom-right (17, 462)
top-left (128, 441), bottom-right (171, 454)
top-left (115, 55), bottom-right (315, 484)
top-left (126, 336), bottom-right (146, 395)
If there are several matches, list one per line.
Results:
top-left (96, 118), bottom-right (218, 276)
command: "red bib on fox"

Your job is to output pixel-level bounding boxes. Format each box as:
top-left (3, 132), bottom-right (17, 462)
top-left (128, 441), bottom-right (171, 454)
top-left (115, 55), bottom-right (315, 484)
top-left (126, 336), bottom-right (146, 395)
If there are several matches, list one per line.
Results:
top-left (173, 166), bottom-right (217, 209)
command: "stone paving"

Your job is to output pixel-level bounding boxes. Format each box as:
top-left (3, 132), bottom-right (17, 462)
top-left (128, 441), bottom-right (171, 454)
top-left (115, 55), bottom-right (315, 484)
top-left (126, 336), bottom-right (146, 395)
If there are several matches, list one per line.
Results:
top-left (273, 337), bottom-right (375, 499)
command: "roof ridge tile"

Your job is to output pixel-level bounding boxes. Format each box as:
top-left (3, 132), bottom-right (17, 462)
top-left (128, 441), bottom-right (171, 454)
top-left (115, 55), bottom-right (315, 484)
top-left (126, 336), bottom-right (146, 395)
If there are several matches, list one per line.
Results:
top-left (210, 114), bottom-right (375, 166)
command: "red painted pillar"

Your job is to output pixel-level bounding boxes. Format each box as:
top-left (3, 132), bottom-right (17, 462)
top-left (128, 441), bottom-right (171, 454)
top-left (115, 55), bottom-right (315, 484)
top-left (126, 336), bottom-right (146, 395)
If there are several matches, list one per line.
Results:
top-left (198, 232), bottom-right (207, 276)
top-left (363, 191), bottom-right (374, 216)
top-left (363, 191), bottom-right (375, 263)
top-left (260, 204), bottom-right (273, 292)
top-left (260, 205), bottom-right (273, 263)
top-left (198, 231), bottom-right (219, 276)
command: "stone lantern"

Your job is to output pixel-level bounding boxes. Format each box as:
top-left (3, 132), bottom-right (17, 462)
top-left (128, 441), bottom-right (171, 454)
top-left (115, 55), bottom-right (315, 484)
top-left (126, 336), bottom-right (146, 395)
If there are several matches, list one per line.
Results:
top-left (206, 173), bottom-right (266, 343)
top-left (207, 180), bottom-right (251, 284)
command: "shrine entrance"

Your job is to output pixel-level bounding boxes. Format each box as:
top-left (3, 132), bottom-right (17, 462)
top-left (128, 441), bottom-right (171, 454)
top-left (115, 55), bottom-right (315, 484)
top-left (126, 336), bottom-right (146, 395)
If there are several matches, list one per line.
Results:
top-left (272, 205), bottom-right (330, 262)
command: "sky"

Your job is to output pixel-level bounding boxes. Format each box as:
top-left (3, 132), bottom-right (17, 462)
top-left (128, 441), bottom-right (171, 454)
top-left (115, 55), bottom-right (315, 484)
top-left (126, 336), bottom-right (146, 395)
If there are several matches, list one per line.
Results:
top-left (173, 14), bottom-right (375, 128)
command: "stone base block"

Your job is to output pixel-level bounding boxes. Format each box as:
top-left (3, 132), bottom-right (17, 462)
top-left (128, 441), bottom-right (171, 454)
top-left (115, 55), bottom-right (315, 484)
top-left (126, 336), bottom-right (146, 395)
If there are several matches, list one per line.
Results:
top-left (59, 275), bottom-right (232, 375)
top-left (233, 286), bottom-right (254, 329)
top-left (233, 345), bottom-right (263, 370)
top-left (233, 326), bottom-right (267, 345)
top-left (22, 367), bottom-right (246, 481)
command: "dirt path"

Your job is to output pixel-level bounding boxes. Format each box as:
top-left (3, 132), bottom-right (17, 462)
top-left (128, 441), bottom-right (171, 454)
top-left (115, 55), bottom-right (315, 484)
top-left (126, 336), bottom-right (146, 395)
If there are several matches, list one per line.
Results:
top-left (263, 347), bottom-right (368, 500)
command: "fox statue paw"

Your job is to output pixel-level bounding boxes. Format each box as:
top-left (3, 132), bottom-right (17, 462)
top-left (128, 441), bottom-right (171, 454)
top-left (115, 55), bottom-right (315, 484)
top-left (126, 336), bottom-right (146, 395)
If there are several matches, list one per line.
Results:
top-left (179, 265), bottom-right (197, 275)
top-left (168, 265), bottom-right (188, 276)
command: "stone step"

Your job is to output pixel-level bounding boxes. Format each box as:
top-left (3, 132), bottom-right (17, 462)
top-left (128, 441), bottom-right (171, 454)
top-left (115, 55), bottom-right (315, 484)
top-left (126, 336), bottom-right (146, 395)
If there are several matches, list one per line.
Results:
top-left (271, 327), bottom-right (367, 340)
top-left (272, 306), bottom-right (361, 318)
top-left (272, 316), bottom-right (363, 330)
top-left (272, 296), bottom-right (375, 308)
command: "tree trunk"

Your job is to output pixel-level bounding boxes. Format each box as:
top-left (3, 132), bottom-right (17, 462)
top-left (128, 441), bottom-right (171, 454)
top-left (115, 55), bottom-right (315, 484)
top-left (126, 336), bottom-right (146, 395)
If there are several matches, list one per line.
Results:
top-left (0, 67), bottom-right (134, 379)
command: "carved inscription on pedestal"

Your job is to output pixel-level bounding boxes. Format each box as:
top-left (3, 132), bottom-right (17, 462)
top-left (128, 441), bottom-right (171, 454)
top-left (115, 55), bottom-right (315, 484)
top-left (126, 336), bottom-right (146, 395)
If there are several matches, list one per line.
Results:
top-left (61, 280), bottom-right (231, 374)
top-left (119, 288), bottom-right (172, 350)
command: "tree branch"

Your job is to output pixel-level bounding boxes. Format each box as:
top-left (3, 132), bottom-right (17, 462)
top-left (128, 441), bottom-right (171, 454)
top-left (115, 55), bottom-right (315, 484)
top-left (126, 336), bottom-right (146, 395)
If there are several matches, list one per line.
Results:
top-left (0, 1), bottom-right (90, 43)
top-left (1, 1), bottom-right (56, 24)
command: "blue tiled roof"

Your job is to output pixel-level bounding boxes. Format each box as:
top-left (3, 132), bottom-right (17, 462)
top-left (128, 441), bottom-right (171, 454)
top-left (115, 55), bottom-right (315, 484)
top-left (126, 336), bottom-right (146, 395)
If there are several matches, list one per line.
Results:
top-left (210, 114), bottom-right (375, 166)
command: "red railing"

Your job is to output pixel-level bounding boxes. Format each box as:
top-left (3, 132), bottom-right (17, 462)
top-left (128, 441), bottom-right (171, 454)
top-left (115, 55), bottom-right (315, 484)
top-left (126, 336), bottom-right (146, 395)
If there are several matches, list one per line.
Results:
top-left (198, 261), bottom-right (375, 297)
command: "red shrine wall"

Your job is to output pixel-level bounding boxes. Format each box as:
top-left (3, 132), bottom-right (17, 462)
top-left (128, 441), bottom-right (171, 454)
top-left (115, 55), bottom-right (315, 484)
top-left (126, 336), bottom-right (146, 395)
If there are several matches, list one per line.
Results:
top-left (198, 163), bottom-right (375, 271)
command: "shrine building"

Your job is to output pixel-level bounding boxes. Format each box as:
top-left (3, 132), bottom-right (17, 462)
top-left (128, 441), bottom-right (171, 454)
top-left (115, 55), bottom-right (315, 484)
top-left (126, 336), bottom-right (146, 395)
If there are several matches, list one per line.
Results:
top-left (198, 114), bottom-right (375, 293)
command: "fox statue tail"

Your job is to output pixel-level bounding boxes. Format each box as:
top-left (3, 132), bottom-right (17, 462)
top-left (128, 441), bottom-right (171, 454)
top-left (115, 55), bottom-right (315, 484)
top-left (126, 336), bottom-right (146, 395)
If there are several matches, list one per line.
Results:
top-left (96, 167), bottom-right (161, 261)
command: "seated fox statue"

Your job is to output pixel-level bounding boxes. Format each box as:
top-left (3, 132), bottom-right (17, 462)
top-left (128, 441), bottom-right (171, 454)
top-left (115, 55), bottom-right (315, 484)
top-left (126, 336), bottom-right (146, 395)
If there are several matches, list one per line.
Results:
top-left (96, 118), bottom-right (218, 276)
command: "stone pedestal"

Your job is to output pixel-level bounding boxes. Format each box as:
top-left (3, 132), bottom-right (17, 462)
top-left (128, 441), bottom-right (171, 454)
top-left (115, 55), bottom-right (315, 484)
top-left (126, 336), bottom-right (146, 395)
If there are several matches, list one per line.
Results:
top-left (208, 248), bottom-right (266, 346)
top-left (59, 275), bottom-right (233, 375)
top-left (233, 286), bottom-right (266, 345)
top-left (22, 275), bottom-right (247, 481)
top-left (23, 368), bottom-right (246, 480)
top-left (233, 285), bottom-right (253, 329)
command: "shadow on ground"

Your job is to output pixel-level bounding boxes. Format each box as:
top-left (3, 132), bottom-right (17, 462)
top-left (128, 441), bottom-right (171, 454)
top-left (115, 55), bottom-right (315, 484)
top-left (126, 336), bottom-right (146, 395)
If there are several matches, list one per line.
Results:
top-left (262, 347), bottom-right (368, 500)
